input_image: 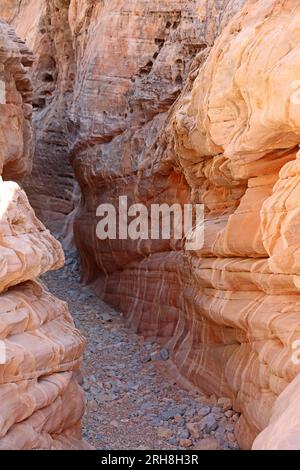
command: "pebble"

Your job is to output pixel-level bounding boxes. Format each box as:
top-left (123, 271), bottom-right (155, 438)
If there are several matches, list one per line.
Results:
top-left (199, 414), bottom-right (218, 433)
top-left (194, 437), bottom-right (221, 450)
top-left (159, 349), bottom-right (170, 361)
top-left (178, 429), bottom-right (190, 439)
top-left (179, 439), bottom-right (192, 448)
top-left (186, 422), bottom-right (200, 439)
top-left (217, 397), bottom-right (232, 412)
top-left (110, 420), bottom-right (119, 428)
top-left (157, 428), bottom-right (173, 439)
top-left (198, 405), bottom-right (211, 417)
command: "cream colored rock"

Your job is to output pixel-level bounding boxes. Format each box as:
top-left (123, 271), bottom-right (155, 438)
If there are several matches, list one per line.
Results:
top-left (0, 181), bottom-right (63, 292)
top-left (253, 372), bottom-right (300, 450)
top-left (0, 279), bottom-right (86, 449)
top-left (0, 19), bottom-right (86, 450)
top-left (7, 0), bottom-right (300, 451)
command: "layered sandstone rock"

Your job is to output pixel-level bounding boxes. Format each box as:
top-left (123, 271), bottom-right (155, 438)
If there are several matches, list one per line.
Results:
top-left (0, 20), bottom-right (86, 450)
top-left (1, 0), bottom-right (76, 231)
top-left (6, 0), bottom-right (300, 451)
top-left (1, 0), bottom-right (247, 232)
top-left (71, 0), bottom-right (300, 450)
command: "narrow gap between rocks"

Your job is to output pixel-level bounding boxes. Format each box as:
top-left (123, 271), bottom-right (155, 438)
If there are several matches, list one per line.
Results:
top-left (42, 248), bottom-right (240, 451)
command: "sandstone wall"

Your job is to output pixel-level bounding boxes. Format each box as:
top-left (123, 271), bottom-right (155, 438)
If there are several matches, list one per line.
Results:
top-left (0, 19), bottom-right (86, 450)
top-left (5, 0), bottom-right (300, 450)
top-left (70, 0), bottom-right (300, 449)
top-left (1, 0), bottom-right (76, 232)
top-left (1, 0), bottom-right (246, 232)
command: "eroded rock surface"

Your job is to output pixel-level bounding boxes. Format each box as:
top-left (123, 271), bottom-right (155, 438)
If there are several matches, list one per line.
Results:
top-left (0, 20), bottom-right (86, 450)
top-left (5, 0), bottom-right (300, 451)
top-left (70, 0), bottom-right (300, 450)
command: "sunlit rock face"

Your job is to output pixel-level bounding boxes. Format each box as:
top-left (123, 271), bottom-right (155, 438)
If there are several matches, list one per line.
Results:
top-left (0, 20), bottom-right (86, 450)
top-left (1, 0), bottom-right (246, 232)
top-left (71, 0), bottom-right (300, 450)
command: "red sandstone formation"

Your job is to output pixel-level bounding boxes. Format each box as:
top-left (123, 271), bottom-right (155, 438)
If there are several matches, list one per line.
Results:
top-left (0, 19), bottom-right (86, 450)
top-left (4, 0), bottom-right (300, 450)
top-left (71, 0), bottom-right (300, 449)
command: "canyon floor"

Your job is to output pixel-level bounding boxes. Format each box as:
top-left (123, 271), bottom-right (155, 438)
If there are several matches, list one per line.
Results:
top-left (42, 249), bottom-right (240, 451)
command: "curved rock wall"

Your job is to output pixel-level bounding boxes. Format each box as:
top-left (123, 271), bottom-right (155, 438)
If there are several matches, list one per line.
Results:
top-left (1, 0), bottom-right (76, 232)
top-left (0, 19), bottom-right (86, 450)
top-left (5, 0), bottom-right (300, 450)
top-left (71, 0), bottom-right (300, 449)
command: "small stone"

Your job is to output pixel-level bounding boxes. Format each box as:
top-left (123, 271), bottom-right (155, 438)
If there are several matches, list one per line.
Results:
top-left (199, 414), bottom-right (218, 433)
top-left (150, 351), bottom-right (160, 360)
top-left (198, 405), bottom-right (211, 417)
top-left (232, 413), bottom-right (239, 422)
top-left (159, 348), bottom-right (170, 361)
top-left (186, 422), bottom-right (200, 439)
top-left (141, 354), bottom-right (152, 363)
top-left (193, 437), bottom-right (221, 450)
top-left (225, 410), bottom-right (234, 418)
top-left (209, 394), bottom-right (218, 406)
top-left (160, 406), bottom-right (186, 421)
top-left (97, 391), bottom-right (118, 403)
top-left (83, 381), bottom-right (90, 392)
top-left (179, 439), bottom-right (192, 448)
top-left (110, 420), bottom-right (119, 428)
top-left (225, 423), bottom-right (234, 432)
top-left (215, 425), bottom-right (226, 435)
top-left (101, 313), bottom-right (113, 322)
top-left (87, 399), bottom-right (98, 412)
top-left (168, 437), bottom-right (178, 446)
top-left (178, 429), bottom-right (190, 439)
top-left (227, 432), bottom-right (236, 443)
top-left (217, 397), bottom-right (232, 412)
top-left (157, 428), bottom-right (173, 439)
top-left (212, 406), bottom-right (223, 420)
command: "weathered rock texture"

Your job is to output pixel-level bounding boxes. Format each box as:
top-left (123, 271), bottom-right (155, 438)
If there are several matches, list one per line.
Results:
top-left (0, 19), bottom-right (86, 450)
top-left (1, 0), bottom-right (247, 232)
top-left (70, 0), bottom-right (300, 450)
top-left (5, 0), bottom-right (300, 450)
top-left (1, 0), bottom-right (76, 231)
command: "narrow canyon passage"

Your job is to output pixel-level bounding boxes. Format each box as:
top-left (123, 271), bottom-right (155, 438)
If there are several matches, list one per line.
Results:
top-left (42, 248), bottom-right (239, 451)
top-left (4, 0), bottom-right (300, 451)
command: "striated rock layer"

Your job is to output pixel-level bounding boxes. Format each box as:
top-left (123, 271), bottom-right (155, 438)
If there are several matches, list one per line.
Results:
top-left (1, 0), bottom-right (76, 231)
top-left (6, 0), bottom-right (300, 450)
top-left (0, 19), bottom-right (86, 450)
top-left (1, 0), bottom-right (247, 232)
top-left (71, 0), bottom-right (300, 450)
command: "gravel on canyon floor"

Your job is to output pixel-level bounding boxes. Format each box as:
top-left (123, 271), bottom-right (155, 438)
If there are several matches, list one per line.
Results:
top-left (42, 248), bottom-right (240, 451)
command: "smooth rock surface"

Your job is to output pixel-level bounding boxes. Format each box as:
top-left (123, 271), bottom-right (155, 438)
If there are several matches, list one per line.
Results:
top-left (6, 0), bottom-right (300, 451)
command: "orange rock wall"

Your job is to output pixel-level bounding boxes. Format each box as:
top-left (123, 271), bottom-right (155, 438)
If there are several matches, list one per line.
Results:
top-left (0, 19), bottom-right (86, 450)
top-left (5, 0), bottom-right (300, 450)
top-left (76, 0), bottom-right (300, 449)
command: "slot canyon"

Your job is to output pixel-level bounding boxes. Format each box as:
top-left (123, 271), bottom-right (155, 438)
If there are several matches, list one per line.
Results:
top-left (1, 0), bottom-right (300, 450)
